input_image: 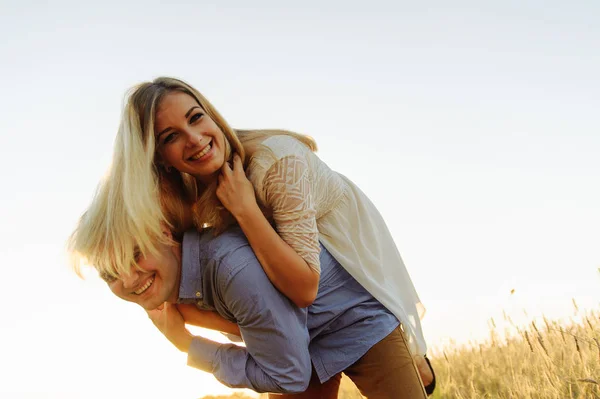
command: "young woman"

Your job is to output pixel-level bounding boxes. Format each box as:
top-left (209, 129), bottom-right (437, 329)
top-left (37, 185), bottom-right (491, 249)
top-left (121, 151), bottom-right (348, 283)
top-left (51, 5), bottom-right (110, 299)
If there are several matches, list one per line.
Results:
top-left (85, 76), bottom-right (434, 394)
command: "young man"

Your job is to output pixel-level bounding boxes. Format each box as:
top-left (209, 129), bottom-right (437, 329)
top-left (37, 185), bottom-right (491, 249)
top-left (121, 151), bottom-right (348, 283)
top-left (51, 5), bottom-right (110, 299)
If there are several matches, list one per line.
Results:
top-left (76, 224), bottom-right (430, 398)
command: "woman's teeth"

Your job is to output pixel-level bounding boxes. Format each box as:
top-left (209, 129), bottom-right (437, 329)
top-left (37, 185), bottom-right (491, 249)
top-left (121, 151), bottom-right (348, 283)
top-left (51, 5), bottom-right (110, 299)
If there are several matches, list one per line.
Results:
top-left (134, 276), bottom-right (154, 295)
top-left (190, 144), bottom-right (212, 160)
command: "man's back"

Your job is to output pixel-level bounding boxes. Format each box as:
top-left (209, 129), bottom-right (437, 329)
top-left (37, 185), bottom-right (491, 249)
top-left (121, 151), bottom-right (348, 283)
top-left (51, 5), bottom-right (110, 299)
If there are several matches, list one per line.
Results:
top-left (182, 227), bottom-right (399, 385)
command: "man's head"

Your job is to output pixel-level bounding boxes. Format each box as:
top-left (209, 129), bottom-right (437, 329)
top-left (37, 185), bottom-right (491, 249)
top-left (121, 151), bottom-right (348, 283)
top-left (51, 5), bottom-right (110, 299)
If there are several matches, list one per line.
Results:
top-left (69, 175), bottom-right (184, 310)
top-left (99, 228), bottom-right (183, 310)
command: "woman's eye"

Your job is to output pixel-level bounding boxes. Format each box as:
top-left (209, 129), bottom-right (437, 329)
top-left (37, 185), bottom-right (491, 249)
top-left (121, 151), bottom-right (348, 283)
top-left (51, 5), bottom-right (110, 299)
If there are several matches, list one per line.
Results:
top-left (163, 132), bottom-right (177, 144)
top-left (190, 113), bottom-right (203, 123)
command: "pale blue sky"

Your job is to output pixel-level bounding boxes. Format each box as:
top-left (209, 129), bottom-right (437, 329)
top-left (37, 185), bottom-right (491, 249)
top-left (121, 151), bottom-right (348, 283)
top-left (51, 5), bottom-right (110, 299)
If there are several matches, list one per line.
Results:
top-left (1, 1), bottom-right (599, 398)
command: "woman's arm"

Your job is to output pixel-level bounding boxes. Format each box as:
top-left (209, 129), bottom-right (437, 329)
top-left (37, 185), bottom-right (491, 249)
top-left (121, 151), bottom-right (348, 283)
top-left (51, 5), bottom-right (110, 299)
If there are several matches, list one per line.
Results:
top-left (217, 154), bottom-right (319, 308)
top-left (234, 205), bottom-right (319, 307)
top-left (177, 304), bottom-right (241, 336)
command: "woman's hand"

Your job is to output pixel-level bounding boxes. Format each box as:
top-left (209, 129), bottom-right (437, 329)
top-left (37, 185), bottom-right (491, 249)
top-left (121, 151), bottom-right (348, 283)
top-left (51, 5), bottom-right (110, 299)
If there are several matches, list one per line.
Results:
top-left (147, 302), bottom-right (193, 352)
top-left (216, 154), bottom-right (260, 220)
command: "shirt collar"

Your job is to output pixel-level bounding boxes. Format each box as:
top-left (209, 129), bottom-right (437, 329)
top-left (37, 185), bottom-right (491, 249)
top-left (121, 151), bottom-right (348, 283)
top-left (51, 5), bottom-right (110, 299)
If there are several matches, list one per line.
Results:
top-left (177, 229), bottom-right (204, 304)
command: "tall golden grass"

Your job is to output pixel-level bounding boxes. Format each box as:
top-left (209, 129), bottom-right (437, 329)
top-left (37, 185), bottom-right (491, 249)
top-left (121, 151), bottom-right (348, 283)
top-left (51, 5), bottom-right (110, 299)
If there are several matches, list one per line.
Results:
top-left (201, 305), bottom-right (600, 398)
top-left (428, 304), bottom-right (600, 398)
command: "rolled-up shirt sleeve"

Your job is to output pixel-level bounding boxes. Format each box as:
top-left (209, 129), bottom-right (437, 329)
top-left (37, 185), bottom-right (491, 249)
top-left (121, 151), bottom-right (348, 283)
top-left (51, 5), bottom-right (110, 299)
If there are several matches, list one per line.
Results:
top-left (187, 261), bottom-right (312, 393)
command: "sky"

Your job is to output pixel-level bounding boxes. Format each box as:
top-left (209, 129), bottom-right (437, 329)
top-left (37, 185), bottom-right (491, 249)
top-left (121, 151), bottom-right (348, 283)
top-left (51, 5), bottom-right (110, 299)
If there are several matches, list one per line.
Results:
top-left (1, 1), bottom-right (599, 398)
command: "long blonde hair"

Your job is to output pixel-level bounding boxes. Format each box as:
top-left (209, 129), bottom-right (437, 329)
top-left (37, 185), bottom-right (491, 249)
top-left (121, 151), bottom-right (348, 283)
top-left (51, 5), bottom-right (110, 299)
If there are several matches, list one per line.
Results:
top-left (69, 77), bottom-right (316, 276)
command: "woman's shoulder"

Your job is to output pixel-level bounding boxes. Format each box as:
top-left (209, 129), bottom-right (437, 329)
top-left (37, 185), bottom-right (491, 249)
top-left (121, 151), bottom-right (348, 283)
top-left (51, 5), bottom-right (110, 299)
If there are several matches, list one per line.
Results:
top-left (247, 135), bottom-right (312, 197)
top-left (255, 134), bottom-right (311, 161)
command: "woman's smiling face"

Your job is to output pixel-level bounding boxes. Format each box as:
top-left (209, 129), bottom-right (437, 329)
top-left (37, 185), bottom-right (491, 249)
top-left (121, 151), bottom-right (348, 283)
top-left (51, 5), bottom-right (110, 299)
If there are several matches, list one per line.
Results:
top-left (154, 91), bottom-right (227, 183)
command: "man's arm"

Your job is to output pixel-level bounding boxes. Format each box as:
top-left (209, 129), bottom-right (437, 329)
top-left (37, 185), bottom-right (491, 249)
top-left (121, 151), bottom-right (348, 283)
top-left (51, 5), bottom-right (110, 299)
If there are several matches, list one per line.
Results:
top-left (186, 261), bottom-right (312, 393)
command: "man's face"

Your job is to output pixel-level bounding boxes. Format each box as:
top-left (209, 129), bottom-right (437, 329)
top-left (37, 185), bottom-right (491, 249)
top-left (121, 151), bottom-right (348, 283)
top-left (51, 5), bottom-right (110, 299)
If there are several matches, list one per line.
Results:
top-left (104, 239), bottom-right (182, 310)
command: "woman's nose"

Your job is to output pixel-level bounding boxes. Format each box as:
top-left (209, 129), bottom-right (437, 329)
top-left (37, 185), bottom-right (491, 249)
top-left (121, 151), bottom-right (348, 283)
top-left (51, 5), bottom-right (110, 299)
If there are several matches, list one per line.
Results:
top-left (185, 130), bottom-right (203, 147)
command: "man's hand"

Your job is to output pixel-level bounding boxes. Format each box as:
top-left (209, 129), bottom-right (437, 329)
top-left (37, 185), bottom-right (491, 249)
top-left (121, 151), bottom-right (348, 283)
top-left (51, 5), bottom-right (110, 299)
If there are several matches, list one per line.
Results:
top-left (147, 302), bottom-right (193, 352)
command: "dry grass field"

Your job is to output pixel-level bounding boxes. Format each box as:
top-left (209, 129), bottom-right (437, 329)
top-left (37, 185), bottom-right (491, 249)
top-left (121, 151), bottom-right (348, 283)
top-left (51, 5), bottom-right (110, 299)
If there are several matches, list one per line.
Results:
top-left (428, 305), bottom-right (600, 398)
top-left (202, 304), bottom-right (600, 399)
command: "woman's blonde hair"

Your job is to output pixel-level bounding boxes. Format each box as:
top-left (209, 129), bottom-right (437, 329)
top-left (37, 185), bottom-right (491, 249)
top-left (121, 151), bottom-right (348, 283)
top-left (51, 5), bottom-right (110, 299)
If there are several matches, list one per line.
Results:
top-left (69, 77), bottom-right (316, 277)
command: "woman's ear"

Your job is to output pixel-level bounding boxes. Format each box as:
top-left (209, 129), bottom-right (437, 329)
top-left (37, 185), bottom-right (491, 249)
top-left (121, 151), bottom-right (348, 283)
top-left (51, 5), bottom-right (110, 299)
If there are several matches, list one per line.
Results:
top-left (154, 154), bottom-right (170, 173)
top-left (160, 223), bottom-right (174, 240)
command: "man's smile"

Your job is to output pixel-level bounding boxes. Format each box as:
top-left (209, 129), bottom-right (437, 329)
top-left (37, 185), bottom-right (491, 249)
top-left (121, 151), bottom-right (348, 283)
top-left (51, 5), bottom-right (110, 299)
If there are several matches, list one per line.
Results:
top-left (133, 275), bottom-right (155, 295)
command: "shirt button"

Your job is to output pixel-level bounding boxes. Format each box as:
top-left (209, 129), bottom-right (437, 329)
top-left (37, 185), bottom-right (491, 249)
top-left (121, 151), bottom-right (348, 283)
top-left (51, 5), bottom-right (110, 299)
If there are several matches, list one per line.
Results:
top-left (195, 292), bottom-right (201, 298)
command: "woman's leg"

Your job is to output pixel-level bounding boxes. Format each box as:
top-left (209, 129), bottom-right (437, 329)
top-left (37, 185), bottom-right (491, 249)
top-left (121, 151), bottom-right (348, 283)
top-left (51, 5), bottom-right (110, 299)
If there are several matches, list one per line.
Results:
top-left (414, 354), bottom-right (436, 395)
top-left (343, 325), bottom-right (428, 399)
top-left (268, 370), bottom-right (341, 399)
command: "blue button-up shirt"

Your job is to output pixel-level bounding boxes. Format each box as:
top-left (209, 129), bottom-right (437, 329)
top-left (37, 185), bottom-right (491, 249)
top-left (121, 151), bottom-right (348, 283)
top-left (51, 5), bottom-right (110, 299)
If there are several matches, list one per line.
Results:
top-left (180, 227), bottom-right (398, 393)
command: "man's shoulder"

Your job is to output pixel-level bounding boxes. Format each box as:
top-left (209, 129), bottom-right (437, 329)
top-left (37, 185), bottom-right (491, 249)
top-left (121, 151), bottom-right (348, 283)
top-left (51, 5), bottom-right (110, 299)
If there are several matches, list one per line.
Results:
top-left (195, 227), bottom-right (258, 275)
